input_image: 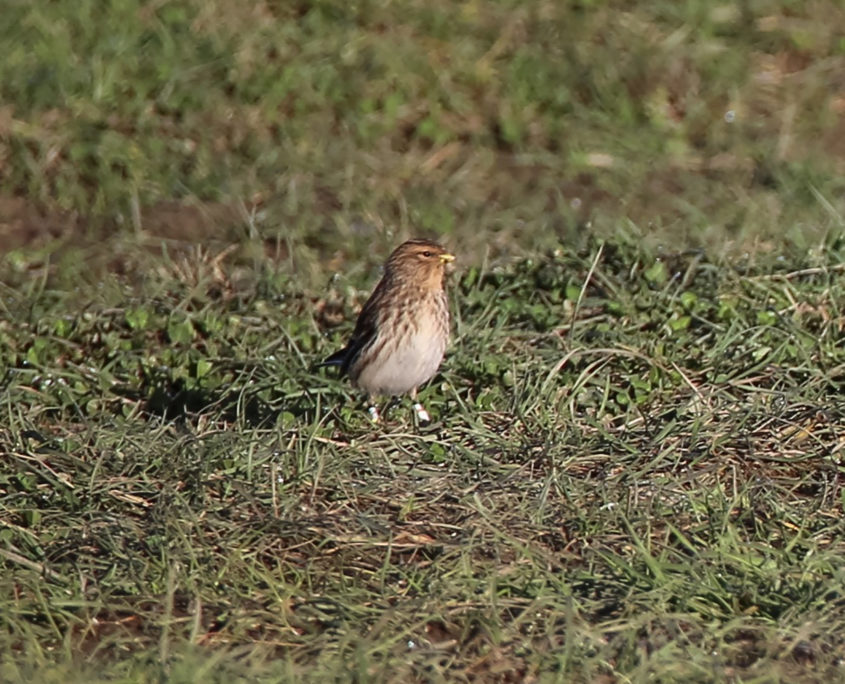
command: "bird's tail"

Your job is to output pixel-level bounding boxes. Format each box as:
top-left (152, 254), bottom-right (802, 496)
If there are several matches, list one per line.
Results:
top-left (315, 348), bottom-right (347, 370)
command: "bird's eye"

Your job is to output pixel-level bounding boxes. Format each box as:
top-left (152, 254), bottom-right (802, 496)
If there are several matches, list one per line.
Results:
top-left (421, 251), bottom-right (432, 258)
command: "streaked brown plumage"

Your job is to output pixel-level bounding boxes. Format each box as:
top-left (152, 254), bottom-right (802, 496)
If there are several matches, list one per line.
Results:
top-left (323, 239), bottom-right (455, 422)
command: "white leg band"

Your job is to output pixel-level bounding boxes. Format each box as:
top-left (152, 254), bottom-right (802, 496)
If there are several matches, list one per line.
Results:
top-left (413, 402), bottom-right (430, 423)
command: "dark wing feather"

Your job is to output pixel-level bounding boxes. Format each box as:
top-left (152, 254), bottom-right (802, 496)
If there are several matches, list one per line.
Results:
top-left (320, 283), bottom-right (383, 374)
top-left (320, 348), bottom-right (348, 368)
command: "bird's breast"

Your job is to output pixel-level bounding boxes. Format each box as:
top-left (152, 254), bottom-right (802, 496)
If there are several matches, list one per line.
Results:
top-left (351, 291), bottom-right (449, 397)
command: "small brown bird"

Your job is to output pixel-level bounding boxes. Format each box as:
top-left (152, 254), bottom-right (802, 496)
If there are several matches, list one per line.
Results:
top-left (322, 238), bottom-right (455, 423)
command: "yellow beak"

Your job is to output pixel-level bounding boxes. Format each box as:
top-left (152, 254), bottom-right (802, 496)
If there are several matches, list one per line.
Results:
top-left (439, 253), bottom-right (456, 263)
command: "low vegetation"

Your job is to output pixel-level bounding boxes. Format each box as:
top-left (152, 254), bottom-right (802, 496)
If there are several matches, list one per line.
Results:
top-left (4, 236), bottom-right (845, 681)
top-left (2, 0), bottom-right (845, 681)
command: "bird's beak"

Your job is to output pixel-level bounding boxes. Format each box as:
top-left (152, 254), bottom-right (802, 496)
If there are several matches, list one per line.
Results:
top-left (439, 253), bottom-right (455, 263)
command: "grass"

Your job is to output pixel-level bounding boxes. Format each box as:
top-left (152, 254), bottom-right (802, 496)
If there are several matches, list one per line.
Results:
top-left (2, 0), bottom-right (845, 261)
top-left (4, 235), bottom-right (845, 681)
top-left (3, 0), bottom-right (845, 681)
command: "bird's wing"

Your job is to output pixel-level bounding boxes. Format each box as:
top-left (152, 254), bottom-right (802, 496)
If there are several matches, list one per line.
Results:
top-left (336, 294), bottom-right (381, 373)
top-left (321, 286), bottom-right (383, 373)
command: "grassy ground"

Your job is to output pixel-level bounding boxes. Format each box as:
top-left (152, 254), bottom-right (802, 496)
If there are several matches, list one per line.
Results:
top-left (3, 1), bottom-right (845, 682)
top-left (2, 0), bottom-right (845, 262)
top-left (5, 237), bottom-right (845, 682)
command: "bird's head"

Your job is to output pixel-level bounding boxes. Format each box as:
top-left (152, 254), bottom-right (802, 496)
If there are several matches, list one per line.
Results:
top-left (385, 239), bottom-right (455, 290)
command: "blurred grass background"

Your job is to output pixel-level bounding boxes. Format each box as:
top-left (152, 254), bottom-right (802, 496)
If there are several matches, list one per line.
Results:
top-left (2, 0), bottom-right (845, 273)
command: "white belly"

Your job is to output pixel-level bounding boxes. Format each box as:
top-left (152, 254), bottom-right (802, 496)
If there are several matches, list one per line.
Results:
top-left (355, 327), bottom-right (446, 396)
top-left (351, 297), bottom-right (448, 397)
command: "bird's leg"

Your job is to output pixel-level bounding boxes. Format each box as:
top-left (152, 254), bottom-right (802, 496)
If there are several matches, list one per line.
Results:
top-left (413, 404), bottom-right (430, 423)
top-left (410, 388), bottom-right (431, 424)
top-left (367, 398), bottom-right (380, 423)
